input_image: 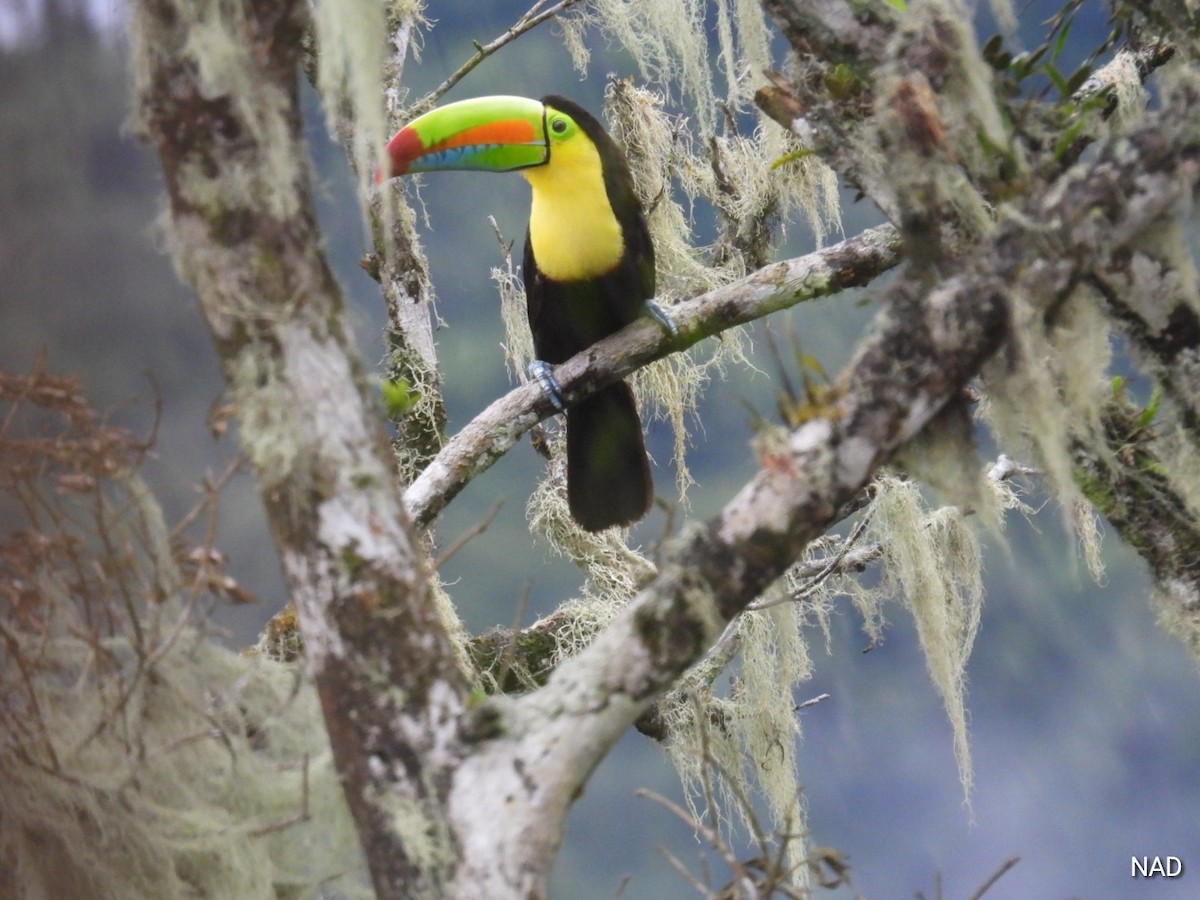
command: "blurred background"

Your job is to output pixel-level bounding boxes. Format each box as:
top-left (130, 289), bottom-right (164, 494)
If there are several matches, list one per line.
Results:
top-left (2, 0), bottom-right (1198, 896)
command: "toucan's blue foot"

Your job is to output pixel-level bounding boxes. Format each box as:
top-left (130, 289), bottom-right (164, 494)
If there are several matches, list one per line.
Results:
top-left (528, 359), bottom-right (566, 412)
top-left (644, 299), bottom-right (679, 339)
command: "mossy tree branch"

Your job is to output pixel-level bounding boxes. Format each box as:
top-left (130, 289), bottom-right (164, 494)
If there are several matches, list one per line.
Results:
top-left (132, 0), bottom-right (468, 894)
top-left (300, 6), bottom-right (449, 484)
top-left (415, 0), bottom-right (588, 112)
top-left (443, 87), bottom-right (1200, 896)
top-left (1090, 256), bottom-right (1200, 439)
top-left (404, 223), bottom-right (903, 528)
top-left (756, 0), bottom-right (898, 218)
top-left (760, 0), bottom-right (1200, 640)
top-left (1074, 400), bottom-right (1200, 654)
top-left (128, 0), bottom-right (1200, 895)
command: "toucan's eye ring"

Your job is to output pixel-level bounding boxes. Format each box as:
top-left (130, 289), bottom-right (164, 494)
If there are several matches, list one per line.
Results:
top-left (550, 116), bottom-right (569, 135)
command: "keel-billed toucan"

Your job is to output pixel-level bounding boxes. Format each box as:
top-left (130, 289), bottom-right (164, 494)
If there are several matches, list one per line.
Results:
top-left (384, 95), bottom-right (667, 532)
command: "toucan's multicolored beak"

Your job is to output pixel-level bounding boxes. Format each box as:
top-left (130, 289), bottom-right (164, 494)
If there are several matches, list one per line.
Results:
top-left (381, 95), bottom-right (549, 181)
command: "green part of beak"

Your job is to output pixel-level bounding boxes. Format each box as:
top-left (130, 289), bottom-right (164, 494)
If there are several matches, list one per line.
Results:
top-left (386, 95), bottom-right (549, 176)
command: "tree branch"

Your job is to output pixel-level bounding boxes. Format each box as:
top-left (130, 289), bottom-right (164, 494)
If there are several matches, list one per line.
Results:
top-left (1074, 399), bottom-right (1200, 650)
top-left (1090, 255), bottom-right (1200, 439)
top-left (442, 97), bottom-right (1200, 897)
top-left (404, 223), bottom-right (904, 528)
top-left (757, 0), bottom-right (897, 219)
top-left (468, 449), bottom-right (1048, 723)
top-left (760, 0), bottom-right (1200, 634)
top-left (132, 1), bottom-right (467, 894)
top-left (447, 221), bottom-right (1006, 900)
top-left (300, 2), bottom-right (449, 484)
top-left (416, 0), bottom-right (587, 112)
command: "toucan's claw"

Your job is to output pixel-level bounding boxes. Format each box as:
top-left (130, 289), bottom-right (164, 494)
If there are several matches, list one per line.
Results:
top-left (645, 300), bottom-right (679, 340)
top-left (528, 359), bottom-right (566, 412)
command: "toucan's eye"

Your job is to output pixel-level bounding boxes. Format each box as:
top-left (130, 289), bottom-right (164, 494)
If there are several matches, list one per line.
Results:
top-left (550, 116), bottom-right (569, 135)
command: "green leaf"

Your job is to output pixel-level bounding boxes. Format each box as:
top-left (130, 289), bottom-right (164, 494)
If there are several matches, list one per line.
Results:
top-left (1138, 386), bottom-right (1162, 430)
top-left (1052, 112), bottom-right (1092, 161)
top-left (1013, 44), bottom-right (1049, 80)
top-left (381, 378), bottom-right (418, 419)
top-left (799, 353), bottom-right (829, 381)
top-left (1145, 460), bottom-right (1169, 478)
top-left (1051, 18), bottom-right (1072, 64)
top-left (825, 63), bottom-right (860, 100)
top-left (770, 148), bottom-right (815, 170)
top-left (1042, 63), bottom-right (1070, 98)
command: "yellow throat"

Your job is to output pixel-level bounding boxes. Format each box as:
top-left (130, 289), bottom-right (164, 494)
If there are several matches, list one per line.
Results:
top-left (522, 126), bottom-right (624, 283)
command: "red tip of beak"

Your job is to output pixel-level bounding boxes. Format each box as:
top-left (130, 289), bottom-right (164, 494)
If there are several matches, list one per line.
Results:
top-left (383, 126), bottom-right (423, 180)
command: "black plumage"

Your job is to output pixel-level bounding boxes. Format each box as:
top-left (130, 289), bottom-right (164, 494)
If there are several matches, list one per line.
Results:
top-left (522, 96), bottom-right (654, 531)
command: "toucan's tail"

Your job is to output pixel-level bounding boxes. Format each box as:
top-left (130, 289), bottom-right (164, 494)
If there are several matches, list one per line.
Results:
top-left (565, 382), bottom-right (652, 532)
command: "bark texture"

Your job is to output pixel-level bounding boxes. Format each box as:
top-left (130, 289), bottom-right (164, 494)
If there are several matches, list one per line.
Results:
top-left (132, 1), bottom-right (468, 894)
